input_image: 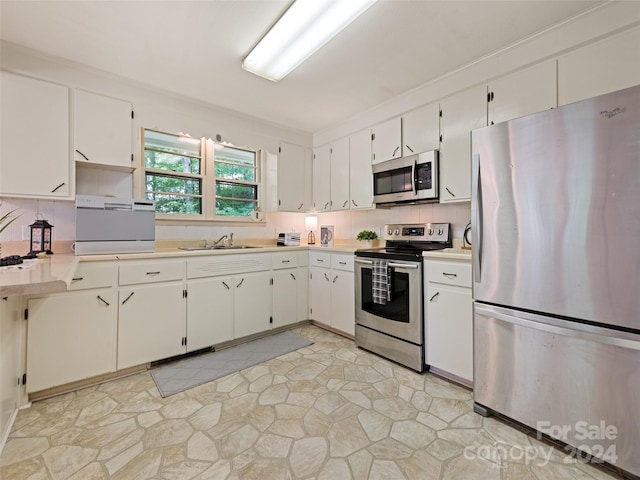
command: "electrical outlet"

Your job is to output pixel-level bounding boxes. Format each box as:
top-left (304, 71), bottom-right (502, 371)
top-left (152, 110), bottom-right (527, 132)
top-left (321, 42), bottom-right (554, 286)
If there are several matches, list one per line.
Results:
top-left (22, 225), bottom-right (30, 241)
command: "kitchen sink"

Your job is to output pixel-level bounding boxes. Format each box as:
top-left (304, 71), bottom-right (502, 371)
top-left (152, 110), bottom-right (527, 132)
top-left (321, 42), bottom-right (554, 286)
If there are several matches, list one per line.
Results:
top-left (178, 245), bottom-right (262, 251)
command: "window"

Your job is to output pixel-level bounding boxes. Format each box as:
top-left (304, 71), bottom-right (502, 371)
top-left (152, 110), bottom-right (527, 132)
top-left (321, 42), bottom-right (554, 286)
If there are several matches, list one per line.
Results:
top-left (214, 145), bottom-right (258, 217)
top-left (142, 128), bottom-right (262, 221)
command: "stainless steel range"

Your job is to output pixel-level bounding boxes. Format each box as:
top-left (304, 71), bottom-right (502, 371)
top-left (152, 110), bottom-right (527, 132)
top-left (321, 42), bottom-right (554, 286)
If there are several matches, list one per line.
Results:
top-left (354, 223), bottom-right (451, 372)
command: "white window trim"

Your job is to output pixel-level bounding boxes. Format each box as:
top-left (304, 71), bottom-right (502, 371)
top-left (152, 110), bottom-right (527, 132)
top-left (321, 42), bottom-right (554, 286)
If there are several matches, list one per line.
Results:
top-left (138, 128), bottom-right (266, 224)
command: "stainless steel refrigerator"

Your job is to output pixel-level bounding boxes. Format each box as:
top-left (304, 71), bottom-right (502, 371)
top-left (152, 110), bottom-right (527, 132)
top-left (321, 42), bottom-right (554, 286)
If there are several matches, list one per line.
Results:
top-left (471, 84), bottom-right (640, 477)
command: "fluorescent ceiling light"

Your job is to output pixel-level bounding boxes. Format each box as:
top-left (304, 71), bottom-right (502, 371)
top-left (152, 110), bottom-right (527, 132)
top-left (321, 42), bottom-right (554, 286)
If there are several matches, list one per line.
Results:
top-left (243, 0), bottom-right (377, 82)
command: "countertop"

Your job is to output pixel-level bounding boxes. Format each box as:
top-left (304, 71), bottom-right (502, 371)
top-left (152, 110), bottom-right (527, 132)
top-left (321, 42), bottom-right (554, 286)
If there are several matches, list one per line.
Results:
top-left (0, 243), bottom-right (357, 296)
top-left (422, 248), bottom-right (472, 261)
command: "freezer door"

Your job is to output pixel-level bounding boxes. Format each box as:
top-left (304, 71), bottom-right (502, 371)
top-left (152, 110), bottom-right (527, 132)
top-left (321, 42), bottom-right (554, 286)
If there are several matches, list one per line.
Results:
top-left (474, 303), bottom-right (640, 477)
top-left (471, 85), bottom-right (640, 330)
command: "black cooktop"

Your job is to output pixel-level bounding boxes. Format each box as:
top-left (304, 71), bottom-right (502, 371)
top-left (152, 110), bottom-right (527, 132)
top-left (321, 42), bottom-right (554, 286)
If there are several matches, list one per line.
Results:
top-left (355, 241), bottom-right (451, 262)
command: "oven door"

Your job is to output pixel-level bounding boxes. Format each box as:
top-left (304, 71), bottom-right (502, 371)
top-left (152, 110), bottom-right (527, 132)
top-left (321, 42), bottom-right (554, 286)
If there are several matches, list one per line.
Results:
top-left (354, 257), bottom-right (423, 344)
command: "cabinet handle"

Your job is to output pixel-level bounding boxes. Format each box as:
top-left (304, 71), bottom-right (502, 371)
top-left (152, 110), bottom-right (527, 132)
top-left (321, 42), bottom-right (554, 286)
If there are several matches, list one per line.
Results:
top-left (324, 202), bottom-right (330, 210)
top-left (445, 187), bottom-right (455, 198)
top-left (121, 292), bottom-right (135, 305)
top-left (342, 200), bottom-right (348, 208)
top-left (75, 149), bottom-right (90, 161)
top-left (72, 277), bottom-right (84, 282)
top-left (339, 261), bottom-right (347, 265)
top-left (222, 281), bottom-right (230, 290)
top-left (146, 271), bottom-right (161, 276)
top-left (392, 146), bottom-right (400, 157)
top-left (333, 275), bottom-right (338, 283)
top-left (290, 272), bottom-right (296, 280)
top-left (297, 203), bottom-right (303, 210)
top-left (442, 272), bottom-right (457, 279)
top-left (281, 260), bottom-right (290, 264)
top-left (429, 292), bottom-right (440, 302)
top-left (316, 259), bottom-right (324, 263)
top-left (351, 200), bottom-right (358, 207)
top-left (324, 273), bottom-right (330, 282)
top-left (236, 278), bottom-right (244, 288)
top-left (51, 182), bottom-right (65, 193)
top-left (405, 145), bottom-right (414, 153)
top-left (97, 295), bottom-right (110, 306)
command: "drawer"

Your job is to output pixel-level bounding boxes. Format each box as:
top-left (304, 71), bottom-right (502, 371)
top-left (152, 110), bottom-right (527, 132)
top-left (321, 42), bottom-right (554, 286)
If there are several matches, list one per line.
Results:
top-left (272, 251), bottom-right (298, 270)
top-left (187, 253), bottom-right (272, 279)
top-left (426, 260), bottom-right (471, 288)
top-left (331, 254), bottom-right (354, 272)
top-left (68, 261), bottom-right (117, 290)
top-left (119, 260), bottom-right (184, 285)
top-left (309, 251), bottom-right (331, 268)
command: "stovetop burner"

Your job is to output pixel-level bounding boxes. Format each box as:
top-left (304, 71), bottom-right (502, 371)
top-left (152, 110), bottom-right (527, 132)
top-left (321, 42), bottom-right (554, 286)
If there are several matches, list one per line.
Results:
top-left (355, 223), bottom-right (452, 261)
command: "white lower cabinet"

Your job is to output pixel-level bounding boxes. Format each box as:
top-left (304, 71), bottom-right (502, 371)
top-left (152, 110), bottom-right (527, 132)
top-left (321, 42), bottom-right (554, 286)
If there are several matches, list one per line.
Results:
top-left (425, 258), bottom-right (473, 385)
top-left (234, 271), bottom-right (272, 338)
top-left (309, 251), bottom-right (355, 336)
top-left (272, 251), bottom-right (309, 328)
top-left (186, 276), bottom-right (234, 352)
top-left (117, 282), bottom-right (186, 369)
top-left (26, 290), bottom-right (118, 392)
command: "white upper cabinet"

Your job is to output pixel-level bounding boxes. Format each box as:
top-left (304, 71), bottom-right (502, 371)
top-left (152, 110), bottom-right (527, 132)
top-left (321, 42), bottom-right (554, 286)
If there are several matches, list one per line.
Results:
top-left (439, 85), bottom-right (487, 203)
top-left (278, 142), bottom-right (310, 212)
top-left (330, 136), bottom-right (350, 211)
top-left (74, 89), bottom-right (133, 170)
top-left (349, 128), bottom-right (374, 209)
top-left (558, 27), bottom-right (640, 106)
top-left (402, 102), bottom-right (440, 155)
top-left (0, 72), bottom-right (71, 199)
top-left (313, 144), bottom-right (331, 211)
top-left (488, 60), bottom-right (557, 125)
top-left (371, 116), bottom-right (402, 164)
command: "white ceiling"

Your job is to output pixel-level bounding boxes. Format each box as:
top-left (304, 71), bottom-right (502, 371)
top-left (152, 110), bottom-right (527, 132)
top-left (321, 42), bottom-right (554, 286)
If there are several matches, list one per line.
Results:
top-left (0, 0), bottom-right (603, 134)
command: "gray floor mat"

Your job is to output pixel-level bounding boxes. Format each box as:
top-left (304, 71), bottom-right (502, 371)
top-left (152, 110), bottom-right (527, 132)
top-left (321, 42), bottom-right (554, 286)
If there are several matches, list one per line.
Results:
top-left (151, 330), bottom-right (313, 397)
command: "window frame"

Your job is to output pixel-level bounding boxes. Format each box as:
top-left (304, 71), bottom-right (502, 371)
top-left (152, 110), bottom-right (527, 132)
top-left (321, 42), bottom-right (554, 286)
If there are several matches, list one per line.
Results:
top-left (139, 128), bottom-right (265, 224)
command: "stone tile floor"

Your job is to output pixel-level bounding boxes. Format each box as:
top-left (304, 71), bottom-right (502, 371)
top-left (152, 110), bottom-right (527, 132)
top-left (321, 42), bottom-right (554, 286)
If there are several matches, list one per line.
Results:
top-left (0, 326), bottom-right (624, 479)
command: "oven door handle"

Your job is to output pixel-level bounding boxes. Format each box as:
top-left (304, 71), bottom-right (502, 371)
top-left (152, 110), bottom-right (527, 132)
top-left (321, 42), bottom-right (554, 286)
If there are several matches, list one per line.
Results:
top-left (354, 258), bottom-right (419, 269)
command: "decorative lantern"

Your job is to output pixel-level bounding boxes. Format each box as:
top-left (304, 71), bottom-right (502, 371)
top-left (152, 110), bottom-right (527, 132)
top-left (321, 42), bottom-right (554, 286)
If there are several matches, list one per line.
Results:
top-left (305, 215), bottom-right (317, 245)
top-left (29, 215), bottom-right (54, 256)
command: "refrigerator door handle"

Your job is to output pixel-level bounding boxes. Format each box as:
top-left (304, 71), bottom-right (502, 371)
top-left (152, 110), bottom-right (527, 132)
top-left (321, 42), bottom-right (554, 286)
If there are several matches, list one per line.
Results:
top-left (471, 153), bottom-right (482, 282)
top-left (475, 305), bottom-right (640, 351)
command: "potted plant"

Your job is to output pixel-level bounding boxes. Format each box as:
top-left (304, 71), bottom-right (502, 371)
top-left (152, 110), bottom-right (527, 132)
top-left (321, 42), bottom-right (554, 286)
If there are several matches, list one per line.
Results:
top-left (0, 202), bottom-right (20, 257)
top-left (356, 229), bottom-right (379, 248)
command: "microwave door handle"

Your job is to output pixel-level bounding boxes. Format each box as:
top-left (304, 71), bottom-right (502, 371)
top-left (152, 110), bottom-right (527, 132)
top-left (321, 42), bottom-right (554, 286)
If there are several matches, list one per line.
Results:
top-left (412, 160), bottom-right (417, 195)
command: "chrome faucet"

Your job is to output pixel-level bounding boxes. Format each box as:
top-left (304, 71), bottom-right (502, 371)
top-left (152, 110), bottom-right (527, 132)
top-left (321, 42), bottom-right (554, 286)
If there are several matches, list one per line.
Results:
top-left (213, 234), bottom-right (228, 247)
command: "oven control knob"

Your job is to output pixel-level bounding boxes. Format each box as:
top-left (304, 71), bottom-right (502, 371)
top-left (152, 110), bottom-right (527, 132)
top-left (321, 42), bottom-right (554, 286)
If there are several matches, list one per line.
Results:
top-left (394, 228), bottom-right (400, 236)
top-left (388, 228), bottom-right (393, 236)
top-left (428, 228), bottom-right (434, 235)
top-left (438, 228), bottom-right (443, 235)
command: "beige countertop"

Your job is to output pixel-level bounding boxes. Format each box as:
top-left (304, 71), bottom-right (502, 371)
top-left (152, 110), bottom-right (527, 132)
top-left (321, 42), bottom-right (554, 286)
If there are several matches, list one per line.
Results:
top-left (422, 248), bottom-right (472, 261)
top-left (0, 242), bottom-right (358, 296)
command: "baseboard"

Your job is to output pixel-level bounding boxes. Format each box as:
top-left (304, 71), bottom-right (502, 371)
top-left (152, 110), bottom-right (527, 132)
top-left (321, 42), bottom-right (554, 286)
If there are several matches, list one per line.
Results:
top-left (0, 407), bottom-right (19, 457)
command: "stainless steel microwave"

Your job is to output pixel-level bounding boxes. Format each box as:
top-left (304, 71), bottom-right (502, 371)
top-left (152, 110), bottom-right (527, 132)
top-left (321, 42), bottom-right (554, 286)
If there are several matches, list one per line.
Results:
top-left (372, 150), bottom-right (439, 206)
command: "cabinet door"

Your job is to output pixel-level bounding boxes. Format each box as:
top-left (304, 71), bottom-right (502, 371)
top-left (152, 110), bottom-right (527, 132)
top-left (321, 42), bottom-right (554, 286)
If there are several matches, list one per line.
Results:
top-left (313, 144), bottom-right (332, 211)
top-left (187, 277), bottom-right (233, 351)
top-left (0, 72), bottom-right (70, 198)
top-left (349, 128), bottom-right (373, 209)
top-left (426, 284), bottom-right (473, 382)
top-left (402, 103), bottom-right (440, 155)
top-left (278, 142), bottom-right (308, 212)
top-left (118, 282), bottom-right (186, 369)
top-left (488, 60), bottom-right (557, 125)
top-left (331, 270), bottom-right (355, 336)
top-left (74, 90), bottom-right (133, 169)
top-left (309, 266), bottom-right (331, 327)
top-left (272, 268), bottom-right (298, 328)
top-left (372, 117), bottom-right (402, 164)
top-left (330, 137), bottom-right (350, 211)
top-left (558, 27), bottom-right (640, 106)
top-left (297, 266), bottom-right (309, 321)
top-left (1, 296), bottom-right (23, 427)
top-left (234, 271), bottom-right (272, 338)
top-left (439, 85), bottom-right (487, 203)
top-left (26, 291), bottom-right (117, 392)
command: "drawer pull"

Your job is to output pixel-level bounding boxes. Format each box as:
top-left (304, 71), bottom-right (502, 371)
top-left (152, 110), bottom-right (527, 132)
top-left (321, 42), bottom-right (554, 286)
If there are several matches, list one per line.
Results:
top-left (122, 292), bottom-right (135, 305)
top-left (222, 281), bottom-right (230, 290)
top-left (236, 278), bottom-right (244, 288)
top-left (96, 295), bottom-right (110, 306)
top-left (429, 292), bottom-right (440, 302)
top-left (290, 273), bottom-right (296, 280)
top-left (316, 259), bottom-right (324, 263)
top-left (339, 261), bottom-right (347, 265)
top-left (72, 277), bottom-right (84, 282)
top-left (442, 272), bottom-right (457, 279)
top-left (281, 260), bottom-right (290, 264)
top-left (146, 271), bottom-right (161, 276)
